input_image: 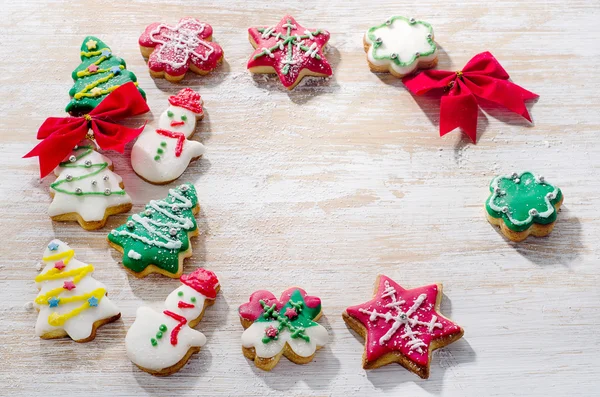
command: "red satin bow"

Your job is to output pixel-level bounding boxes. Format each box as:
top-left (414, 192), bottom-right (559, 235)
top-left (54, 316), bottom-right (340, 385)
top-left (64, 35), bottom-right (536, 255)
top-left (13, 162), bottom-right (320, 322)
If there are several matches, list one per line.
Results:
top-left (402, 52), bottom-right (538, 143)
top-left (24, 82), bottom-right (149, 178)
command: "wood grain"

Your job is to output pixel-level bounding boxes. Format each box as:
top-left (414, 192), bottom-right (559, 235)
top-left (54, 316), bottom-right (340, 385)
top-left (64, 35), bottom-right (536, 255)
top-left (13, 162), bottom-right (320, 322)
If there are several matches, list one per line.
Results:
top-left (1, 0), bottom-right (599, 396)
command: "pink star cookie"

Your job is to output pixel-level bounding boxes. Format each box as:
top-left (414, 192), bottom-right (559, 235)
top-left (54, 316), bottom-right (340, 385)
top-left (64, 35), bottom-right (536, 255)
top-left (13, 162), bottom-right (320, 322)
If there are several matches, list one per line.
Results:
top-left (247, 15), bottom-right (333, 89)
top-left (343, 275), bottom-right (463, 379)
top-left (139, 17), bottom-right (224, 83)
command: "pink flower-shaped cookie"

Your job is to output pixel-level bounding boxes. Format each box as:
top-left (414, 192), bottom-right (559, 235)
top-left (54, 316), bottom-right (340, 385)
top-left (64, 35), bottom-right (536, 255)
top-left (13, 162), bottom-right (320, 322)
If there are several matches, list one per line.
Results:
top-left (139, 17), bottom-right (224, 82)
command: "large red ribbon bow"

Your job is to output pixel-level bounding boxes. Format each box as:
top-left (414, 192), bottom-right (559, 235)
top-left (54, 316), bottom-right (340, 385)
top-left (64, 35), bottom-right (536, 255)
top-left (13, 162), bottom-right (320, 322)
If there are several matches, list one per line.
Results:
top-left (24, 82), bottom-right (149, 178)
top-left (402, 52), bottom-right (538, 143)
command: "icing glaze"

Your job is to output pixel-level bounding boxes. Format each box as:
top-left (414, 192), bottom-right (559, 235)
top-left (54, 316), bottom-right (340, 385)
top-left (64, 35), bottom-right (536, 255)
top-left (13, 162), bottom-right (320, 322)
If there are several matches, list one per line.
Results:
top-left (486, 172), bottom-right (563, 232)
top-left (131, 89), bottom-right (205, 184)
top-left (345, 275), bottom-right (462, 367)
top-left (365, 16), bottom-right (437, 76)
top-left (108, 183), bottom-right (198, 276)
top-left (49, 143), bottom-right (132, 224)
top-left (66, 36), bottom-right (145, 114)
top-left (126, 269), bottom-right (219, 372)
top-left (139, 17), bottom-right (223, 78)
top-left (239, 288), bottom-right (328, 361)
top-left (247, 15), bottom-right (333, 89)
top-left (34, 240), bottom-right (120, 341)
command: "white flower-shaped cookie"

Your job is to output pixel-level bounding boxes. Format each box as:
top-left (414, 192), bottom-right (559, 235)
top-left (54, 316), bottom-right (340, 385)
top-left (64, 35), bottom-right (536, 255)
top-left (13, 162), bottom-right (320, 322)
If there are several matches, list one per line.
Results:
top-left (364, 16), bottom-right (437, 77)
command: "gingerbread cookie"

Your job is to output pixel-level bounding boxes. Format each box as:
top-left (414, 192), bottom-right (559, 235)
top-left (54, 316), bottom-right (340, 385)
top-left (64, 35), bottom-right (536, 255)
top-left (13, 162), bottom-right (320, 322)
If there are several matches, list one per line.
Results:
top-left (131, 88), bottom-right (205, 184)
top-left (486, 172), bottom-right (563, 242)
top-left (343, 275), bottom-right (463, 379)
top-left (364, 16), bottom-right (437, 78)
top-left (32, 240), bottom-right (121, 342)
top-left (126, 268), bottom-right (219, 376)
top-left (139, 17), bottom-right (224, 82)
top-left (107, 183), bottom-right (199, 278)
top-left (67, 36), bottom-right (145, 115)
top-left (49, 141), bottom-right (132, 230)
top-left (247, 15), bottom-right (333, 89)
top-left (239, 287), bottom-right (328, 371)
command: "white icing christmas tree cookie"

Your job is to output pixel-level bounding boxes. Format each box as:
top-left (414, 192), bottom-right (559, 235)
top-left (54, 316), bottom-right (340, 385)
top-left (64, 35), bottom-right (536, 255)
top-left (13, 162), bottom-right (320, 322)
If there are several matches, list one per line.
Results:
top-left (32, 239), bottom-right (121, 342)
top-left (364, 16), bottom-right (438, 77)
top-left (49, 141), bottom-right (132, 230)
top-left (131, 88), bottom-right (206, 184)
top-left (126, 268), bottom-right (219, 375)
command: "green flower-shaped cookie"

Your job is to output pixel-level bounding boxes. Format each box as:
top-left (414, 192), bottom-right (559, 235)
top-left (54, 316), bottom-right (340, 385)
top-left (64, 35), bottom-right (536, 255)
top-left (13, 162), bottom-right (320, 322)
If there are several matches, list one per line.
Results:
top-left (486, 172), bottom-right (563, 241)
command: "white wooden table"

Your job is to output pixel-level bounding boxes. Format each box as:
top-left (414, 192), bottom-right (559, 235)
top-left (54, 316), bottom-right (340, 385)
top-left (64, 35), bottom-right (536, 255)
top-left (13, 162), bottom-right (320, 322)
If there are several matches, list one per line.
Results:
top-left (2, 0), bottom-right (599, 396)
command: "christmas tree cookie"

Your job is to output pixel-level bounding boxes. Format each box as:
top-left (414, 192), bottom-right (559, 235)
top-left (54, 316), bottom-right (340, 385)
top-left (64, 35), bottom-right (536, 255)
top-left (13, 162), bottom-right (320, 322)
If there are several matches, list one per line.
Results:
top-left (126, 268), bottom-right (219, 376)
top-left (486, 172), bottom-right (564, 242)
top-left (139, 17), bottom-right (224, 82)
top-left (343, 275), bottom-right (463, 379)
top-left (131, 88), bottom-right (206, 184)
top-left (239, 287), bottom-right (328, 371)
top-left (247, 15), bottom-right (333, 89)
top-left (49, 141), bottom-right (132, 230)
top-left (364, 16), bottom-right (437, 77)
top-left (66, 36), bottom-right (146, 114)
top-left (107, 183), bottom-right (199, 278)
top-left (32, 240), bottom-right (121, 342)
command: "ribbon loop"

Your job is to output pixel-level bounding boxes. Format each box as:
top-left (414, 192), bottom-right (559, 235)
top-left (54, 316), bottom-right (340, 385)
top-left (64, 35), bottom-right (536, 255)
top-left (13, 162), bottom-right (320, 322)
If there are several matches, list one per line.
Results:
top-left (24, 82), bottom-right (149, 178)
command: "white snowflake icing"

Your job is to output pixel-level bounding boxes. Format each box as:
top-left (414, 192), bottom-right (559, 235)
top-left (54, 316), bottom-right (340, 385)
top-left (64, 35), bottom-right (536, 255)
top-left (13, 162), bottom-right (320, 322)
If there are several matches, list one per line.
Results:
top-left (150, 20), bottom-right (215, 68)
top-left (359, 281), bottom-right (442, 354)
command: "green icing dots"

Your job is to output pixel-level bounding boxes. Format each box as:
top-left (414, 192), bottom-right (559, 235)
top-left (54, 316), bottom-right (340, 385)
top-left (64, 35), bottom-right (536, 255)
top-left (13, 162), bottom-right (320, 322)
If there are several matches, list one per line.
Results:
top-left (191, 297), bottom-right (197, 303)
top-left (181, 115), bottom-right (187, 121)
top-left (154, 155), bottom-right (160, 161)
top-left (486, 172), bottom-right (563, 232)
top-left (151, 324), bottom-right (168, 346)
top-left (150, 338), bottom-right (157, 346)
top-left (159, 324), bottom-right (167, 332)
top-left (156, 331), bottom-right (163, 339)
top-left (154, 141), bottom-right (167, 161)
top-left (167, 110), bottom-right (173, 117)
top-left (178, 291), bottom-right (184, 297)
top-left (160, 141), bottom-right (167, 147)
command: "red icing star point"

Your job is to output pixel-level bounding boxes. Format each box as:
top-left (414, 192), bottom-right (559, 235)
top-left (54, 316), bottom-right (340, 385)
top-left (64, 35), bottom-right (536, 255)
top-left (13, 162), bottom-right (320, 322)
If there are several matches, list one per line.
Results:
top-left (63, 281), bottom-right (76, 290)
top-left (247, 15), bottom-right (332, 89)
top-left (344, 275), bottom-right (463, 378)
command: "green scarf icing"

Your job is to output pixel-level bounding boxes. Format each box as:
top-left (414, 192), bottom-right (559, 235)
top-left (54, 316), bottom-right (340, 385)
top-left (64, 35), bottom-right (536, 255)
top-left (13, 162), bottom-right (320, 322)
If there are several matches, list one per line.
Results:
top-left (108, 183), bottom-right (198, 275)
top-left (66, 36), bottom-right (146, 114)
top-left (486, 172), bottom-right (563, 232)
top-left (257, 289), bottom-right (321, 344)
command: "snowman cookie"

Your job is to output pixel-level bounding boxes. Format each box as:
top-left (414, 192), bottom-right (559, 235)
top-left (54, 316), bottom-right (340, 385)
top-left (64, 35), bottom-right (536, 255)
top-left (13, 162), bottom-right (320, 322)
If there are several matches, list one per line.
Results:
top-left (108, 183), bottom-right (200, 278)
top-left (131, 88), bottom-right (205, 184)
top-left (364, 16), bottom-right (437, 77)
top-left (49, 141), bottom-right (133, 230)
top-left (486, 172), bottom-right (564, 242)
top-left (239, 287), bottom-right (328, 371)
top-left (126, 268), bottom-right (219, 376)
top-left (139, 17), bottom-right (224, 82)
top-left (31, 240), bottom-right (121, 342)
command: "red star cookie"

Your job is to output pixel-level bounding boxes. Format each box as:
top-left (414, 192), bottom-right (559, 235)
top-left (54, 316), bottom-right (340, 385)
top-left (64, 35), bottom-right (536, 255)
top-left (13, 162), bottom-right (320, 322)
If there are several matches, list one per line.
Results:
top-left (343, 275), bottom-right (464, 379)
top-left (139, 17), bottom-right (224, 82)
top-left (247, 15), bottom-right (333, 89)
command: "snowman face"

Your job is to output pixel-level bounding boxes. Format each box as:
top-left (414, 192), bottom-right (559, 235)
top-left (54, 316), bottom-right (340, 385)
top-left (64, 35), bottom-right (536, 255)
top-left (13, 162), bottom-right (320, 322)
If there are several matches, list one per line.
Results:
top-left (164, 284), bottom-right (205, 321)
top-left (159, 105), bottom-right (196, 138)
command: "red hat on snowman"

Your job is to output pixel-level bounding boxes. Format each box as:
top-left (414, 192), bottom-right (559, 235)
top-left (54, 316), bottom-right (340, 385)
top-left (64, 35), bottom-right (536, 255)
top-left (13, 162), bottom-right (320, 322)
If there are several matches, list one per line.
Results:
top-left (180, 268), bottom-right (219, 299)
top-left (168, 88), bottom-right (203, 115)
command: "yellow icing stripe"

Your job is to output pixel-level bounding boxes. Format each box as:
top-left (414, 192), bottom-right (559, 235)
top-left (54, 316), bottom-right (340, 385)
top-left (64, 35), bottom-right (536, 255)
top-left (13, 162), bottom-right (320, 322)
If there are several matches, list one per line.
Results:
top-left (74, 82), bottom-right (138, 99)
top-left (80, 47), bottom-right (110, 58)
top-left (47, 288), bottom-right (106, 327)
top-left (34, 264), bottom-right (93, 283)
top-left (76, 64), bottom-right (124, 78)
top-left (41, 249), bottom-right (75, 265)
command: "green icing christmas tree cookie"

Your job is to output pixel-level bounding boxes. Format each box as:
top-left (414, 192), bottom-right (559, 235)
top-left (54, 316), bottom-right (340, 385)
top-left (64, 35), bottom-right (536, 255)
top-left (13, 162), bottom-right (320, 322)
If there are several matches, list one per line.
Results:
top-left (66, 36), bottom-right (146, 115)
top-left (486, 172), bottom-right (563, 242)
top-left (107, 183), bottom-right (199, 278)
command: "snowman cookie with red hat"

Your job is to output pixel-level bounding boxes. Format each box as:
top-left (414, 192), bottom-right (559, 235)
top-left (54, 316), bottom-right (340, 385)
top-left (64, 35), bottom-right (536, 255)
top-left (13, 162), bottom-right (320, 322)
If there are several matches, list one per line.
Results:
top-left (131, 88), bottom-right (206, 184)
top-left (125, 268), bottom-right (220, 376)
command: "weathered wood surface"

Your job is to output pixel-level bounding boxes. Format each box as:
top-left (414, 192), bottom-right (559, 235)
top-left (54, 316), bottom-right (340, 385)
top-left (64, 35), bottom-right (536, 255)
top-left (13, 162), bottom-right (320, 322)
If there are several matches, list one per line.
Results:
top-left (1, 0), bottom-right (599, 396)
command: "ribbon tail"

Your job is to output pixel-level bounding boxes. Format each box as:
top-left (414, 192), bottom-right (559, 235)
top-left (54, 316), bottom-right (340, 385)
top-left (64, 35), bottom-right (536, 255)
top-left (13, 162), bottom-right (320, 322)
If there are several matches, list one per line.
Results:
top-left (464, 76), bottom-right (539, 123)
top-left (92, 119), bottom-right (147, 152)
top-left (440, 91), bottom-right (479, 143)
